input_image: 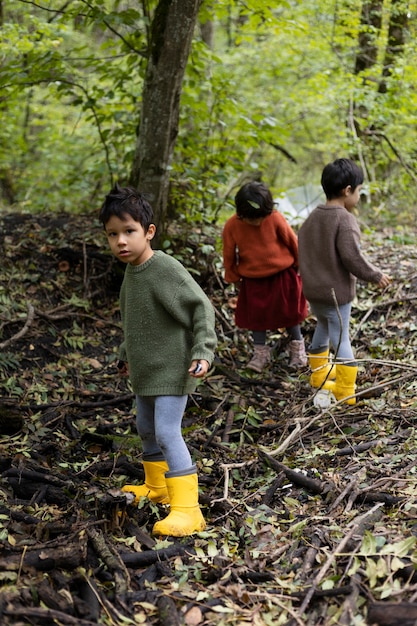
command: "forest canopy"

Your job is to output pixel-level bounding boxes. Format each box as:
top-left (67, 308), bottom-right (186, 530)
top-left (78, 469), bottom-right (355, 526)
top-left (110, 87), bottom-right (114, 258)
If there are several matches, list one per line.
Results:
top-left (0, 0), bottom-right (416, 229)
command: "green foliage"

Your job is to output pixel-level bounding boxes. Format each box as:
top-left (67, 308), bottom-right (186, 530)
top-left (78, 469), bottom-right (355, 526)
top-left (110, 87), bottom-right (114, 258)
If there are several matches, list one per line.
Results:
top-left (0, 0), bottom-right (416, 223)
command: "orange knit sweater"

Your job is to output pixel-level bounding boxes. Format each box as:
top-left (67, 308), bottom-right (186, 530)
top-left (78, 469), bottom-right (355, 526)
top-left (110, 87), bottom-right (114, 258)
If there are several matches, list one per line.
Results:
top-left (222, 211), bottom-right (299, 283)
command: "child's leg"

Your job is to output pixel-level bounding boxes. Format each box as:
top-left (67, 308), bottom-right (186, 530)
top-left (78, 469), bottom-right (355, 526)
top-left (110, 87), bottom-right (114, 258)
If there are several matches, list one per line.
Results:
top-left (310, 302), bottom-right (354, 360)
top-left (309, 303), bottom-right (357, 403)
top-left (287, 325), bottom-right (307, 367)
top-left (152, 395), bottom-right (206, 537)
top-left (253, 330), bottom-right (267, 345)
top-left (326, 303), bottom-right (355, 362)
top-left (246, 330), bottom-right (270, 372)
top-left (121, 396), bottom-right (169, 504)
top-left (309, 304), bottom-right (330, 353)
top-left (307, 303), bottom-right (334, 388)
top-left (154, 395), bottom-right (192, 472)
top-left (135, 396), bottom-right (164, 460)
top-left (326, 303), bottom-right (357, 404)
top-left (288, 325), bottom-right (302, 340)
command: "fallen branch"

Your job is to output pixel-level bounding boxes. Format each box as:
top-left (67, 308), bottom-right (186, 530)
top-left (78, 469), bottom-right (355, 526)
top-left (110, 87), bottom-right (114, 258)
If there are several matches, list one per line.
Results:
top-left (259, 452), bottom-right (333, 495)
top-left (297, 503), bottom-right (384, 617)
top-left (86, 526), bottom-right (131, 599)
top-left (367, 601), bottom-right (417, 625)
top-left (157, 594), bottom-right (181, 626)
top-left (120, 544), bottom-right (196, 567)
top-left (0, 303), bottom-right (34, 349)
top-left (2, 607), bottom-right (98, 626)
top-left (0, 538), bottom-right (87, 572)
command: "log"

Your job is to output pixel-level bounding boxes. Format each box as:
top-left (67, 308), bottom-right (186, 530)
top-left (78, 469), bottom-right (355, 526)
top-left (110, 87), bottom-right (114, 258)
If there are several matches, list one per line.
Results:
top-left (121, 544), bottom-right (195, 567)
top-left (157, 595), bottom-right (181, 626)
top-left (86, 527), bottom-right (130, 599)
top-left (0, 541), bottom-right (87, 572)
top-left (2, 606), bottom-right (98, 626)
top-left (3, 466), bottom-right (74, 488)
top-left (6, 478), bottom-right (71, 506)
top-left (367, 602), bottom-right (417, 625)
top-left (37, 578), bottom-right (74, 614)
top-left (262, 472), bottom-right (286, 506)
top-left (259, 451), bottom-right (332, 495)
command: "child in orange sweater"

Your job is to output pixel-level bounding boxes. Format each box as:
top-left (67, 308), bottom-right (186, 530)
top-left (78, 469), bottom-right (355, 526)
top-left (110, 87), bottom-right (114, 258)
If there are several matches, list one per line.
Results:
top-left (222, 181), bottom-right (308, 372)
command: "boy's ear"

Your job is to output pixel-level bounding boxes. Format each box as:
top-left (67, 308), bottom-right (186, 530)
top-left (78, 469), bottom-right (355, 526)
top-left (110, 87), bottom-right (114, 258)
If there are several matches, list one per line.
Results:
top-left (146, 224), bottom-right (156, 240)
top-left (343, 185), bottom-right (352, 196)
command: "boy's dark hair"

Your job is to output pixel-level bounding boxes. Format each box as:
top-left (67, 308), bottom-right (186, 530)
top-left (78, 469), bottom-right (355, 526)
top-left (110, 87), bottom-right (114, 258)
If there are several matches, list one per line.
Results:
top-left (99, 183), bottom-right (154, 231)
top-left (234, 181), bottom-right (274, 219)
top-left (321, 158), bottom-right (364, 200)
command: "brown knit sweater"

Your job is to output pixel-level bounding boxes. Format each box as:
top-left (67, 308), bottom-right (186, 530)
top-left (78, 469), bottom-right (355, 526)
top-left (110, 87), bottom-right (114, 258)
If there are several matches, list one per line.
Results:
top-left (298, 204), bottom-right (383, 305)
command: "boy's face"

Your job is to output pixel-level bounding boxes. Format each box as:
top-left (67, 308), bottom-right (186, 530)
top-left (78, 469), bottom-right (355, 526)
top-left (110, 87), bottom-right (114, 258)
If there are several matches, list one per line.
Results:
top-left (104, 214), bottom-right (156, 266)
top-left (345, 184), bottom-right (362, 212)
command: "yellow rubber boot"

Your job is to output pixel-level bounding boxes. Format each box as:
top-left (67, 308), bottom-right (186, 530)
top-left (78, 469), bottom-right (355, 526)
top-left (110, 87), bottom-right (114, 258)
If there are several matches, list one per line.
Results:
top-left (334, 364), bottom-right (358, 405)
top-left (308, 350), bottom-right (336, 389)
top-left (122, 460), bottom-right (169, 504)
top-left (152, 473), bottom-right (206, 537)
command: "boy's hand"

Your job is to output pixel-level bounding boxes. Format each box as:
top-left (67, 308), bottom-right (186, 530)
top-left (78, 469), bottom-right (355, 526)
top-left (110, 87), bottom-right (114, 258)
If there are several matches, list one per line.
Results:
top-left (117, 360), bottom-right (129, 376)
top-left (378, 274), bottom-right (391, 289)
top-left (189, 359), bottom-right (209, 378)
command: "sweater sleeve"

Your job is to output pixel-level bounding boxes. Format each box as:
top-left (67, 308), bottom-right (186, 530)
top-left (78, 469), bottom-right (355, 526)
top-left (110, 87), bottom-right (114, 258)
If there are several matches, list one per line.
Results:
top-left (118, 275), bottom-right (128, 361)
top-left (336, 219), bottom-right (383, 284)
top-left (168, 277), bottom-right (217, 365)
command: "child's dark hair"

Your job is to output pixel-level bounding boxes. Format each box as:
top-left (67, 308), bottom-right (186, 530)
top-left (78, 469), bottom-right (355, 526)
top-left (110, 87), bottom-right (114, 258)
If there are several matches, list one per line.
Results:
top-left (321, 158), bottom-right (364, 200)
top-left (99, 183), bottom-right (154, 231)
top-left (234, 182), bottom-right (274, 219)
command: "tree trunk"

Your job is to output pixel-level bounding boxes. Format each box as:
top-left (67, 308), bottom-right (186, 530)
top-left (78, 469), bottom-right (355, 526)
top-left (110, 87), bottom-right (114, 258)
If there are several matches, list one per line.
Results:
top-left (354, 0), bottom-right (383, 74)
top-left (378, 0), bottom-right (408, 93)
top-left (129, 0), bottom-right (202, 241)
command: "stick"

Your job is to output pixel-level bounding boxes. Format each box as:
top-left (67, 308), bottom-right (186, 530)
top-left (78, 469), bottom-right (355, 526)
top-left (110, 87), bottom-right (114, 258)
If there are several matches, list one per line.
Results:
top-left (297, 503), bottom-right (384, 617)
top-left (0, 302), bottom-right (34, 349)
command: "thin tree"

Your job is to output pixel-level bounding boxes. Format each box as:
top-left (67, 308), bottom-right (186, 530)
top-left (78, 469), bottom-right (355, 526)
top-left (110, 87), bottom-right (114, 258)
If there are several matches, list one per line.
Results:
top-left (129, 0), bottom-right (203, 239)
top-left (378, 0), bottom-right (409, 93)
top-left (354, 0), bottom-right (383, 74)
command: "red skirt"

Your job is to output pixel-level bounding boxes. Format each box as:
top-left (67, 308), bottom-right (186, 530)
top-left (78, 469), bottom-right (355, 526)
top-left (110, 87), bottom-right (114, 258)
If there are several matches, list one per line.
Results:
top-left (235, 266), bottom-right (308, 331)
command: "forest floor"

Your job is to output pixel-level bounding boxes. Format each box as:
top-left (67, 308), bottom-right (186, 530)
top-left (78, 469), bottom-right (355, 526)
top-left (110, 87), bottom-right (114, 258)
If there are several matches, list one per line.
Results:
top-left (0, 211), bottom-right (416, 626)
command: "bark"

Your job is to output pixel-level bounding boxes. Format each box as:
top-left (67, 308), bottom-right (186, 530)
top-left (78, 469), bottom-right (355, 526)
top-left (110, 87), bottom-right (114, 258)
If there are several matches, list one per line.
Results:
top-left (0, 540), bottom-right (87, 572)
top-left (378, 0), bottom-right (409, 93)
top-left (354, 0), bottom-right (383, 74)
top-left (157, 595), bottom-right (181, 626)
top-left (129, 0), bottom-right (203, 241)
top-left (367, 602), bottom-right (417, 625)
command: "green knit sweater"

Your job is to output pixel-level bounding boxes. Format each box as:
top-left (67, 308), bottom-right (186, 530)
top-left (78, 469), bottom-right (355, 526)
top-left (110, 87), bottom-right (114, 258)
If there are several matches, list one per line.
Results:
top-left (118, 250), bottom-right (217, 396)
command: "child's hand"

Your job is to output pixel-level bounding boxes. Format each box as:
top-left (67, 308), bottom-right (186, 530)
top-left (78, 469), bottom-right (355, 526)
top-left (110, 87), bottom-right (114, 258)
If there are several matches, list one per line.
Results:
top-left (189, 360), bottom-right (209, 378)
top-left (378, 274), bottom-right (391, 289)
top-left (117, 360), bottom-right (129, 376)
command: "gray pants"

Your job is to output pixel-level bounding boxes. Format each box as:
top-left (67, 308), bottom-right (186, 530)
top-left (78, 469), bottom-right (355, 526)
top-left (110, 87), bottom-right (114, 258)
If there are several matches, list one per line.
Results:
top-left (309, 301), bottom-right (355, 362)
top-left (135, 395), bottom-right (193, 474)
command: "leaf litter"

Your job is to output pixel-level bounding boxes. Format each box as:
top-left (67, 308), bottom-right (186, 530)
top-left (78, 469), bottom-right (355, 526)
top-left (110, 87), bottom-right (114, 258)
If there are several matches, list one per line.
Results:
top-left (0, 212), bottom-right (416, 626)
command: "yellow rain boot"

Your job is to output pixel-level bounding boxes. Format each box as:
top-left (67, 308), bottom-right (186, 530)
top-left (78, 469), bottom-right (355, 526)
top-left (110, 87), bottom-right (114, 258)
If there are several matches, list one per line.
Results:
top-left (308, 350), bottom-right (336, 389)
top-left (333, 364), bottom-right (358, 405)
top-left (152, 472), bottom-right (206, 537)
top-left (122, 460), bottom-right (169, 504)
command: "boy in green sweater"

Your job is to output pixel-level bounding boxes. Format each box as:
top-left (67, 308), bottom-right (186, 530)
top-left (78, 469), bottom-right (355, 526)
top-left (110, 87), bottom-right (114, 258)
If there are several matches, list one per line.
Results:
top-left (99, 184), bottom-right (217, 536)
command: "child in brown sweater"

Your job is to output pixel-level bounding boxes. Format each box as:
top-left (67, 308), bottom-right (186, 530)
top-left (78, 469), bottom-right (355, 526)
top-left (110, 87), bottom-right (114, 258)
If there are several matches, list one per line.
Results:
top-left (298, 158), bottom-right (390, 404)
